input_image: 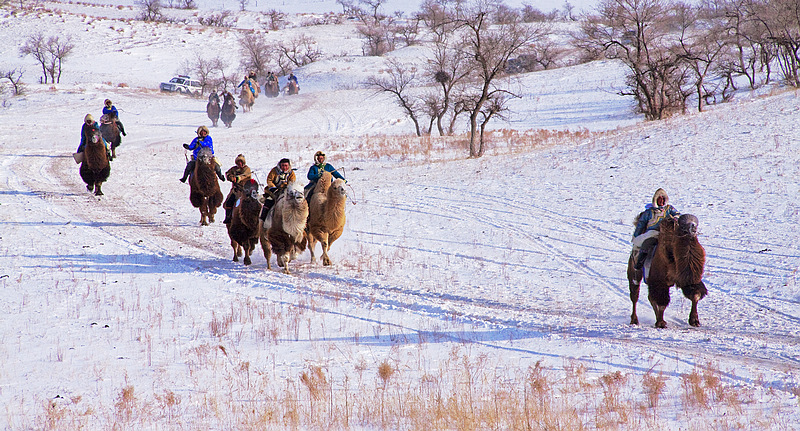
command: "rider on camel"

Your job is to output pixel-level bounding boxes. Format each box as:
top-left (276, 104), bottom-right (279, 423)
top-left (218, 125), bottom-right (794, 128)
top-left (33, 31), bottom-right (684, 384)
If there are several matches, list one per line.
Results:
top-left (76, 114), bottom-right (110, 159)
top-left (222, 154), bottom-right (252, 225)
top-left (304, 151), bottom-right (344, 199)
top-left (631, 188), bottom-right (681, 270)
top-left (179, 125), bottom-right (225, 183)
top-left (259, 158), bottom-right (296, 221)
top-left (103, 99), bottom-right (126, 137)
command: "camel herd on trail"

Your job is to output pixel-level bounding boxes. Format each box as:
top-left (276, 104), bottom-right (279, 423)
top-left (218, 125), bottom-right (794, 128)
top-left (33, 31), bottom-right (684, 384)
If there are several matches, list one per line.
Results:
top-left (191, 164), bottom-right (347, 275)
top-left (207, 75), bottom-right (299, 128)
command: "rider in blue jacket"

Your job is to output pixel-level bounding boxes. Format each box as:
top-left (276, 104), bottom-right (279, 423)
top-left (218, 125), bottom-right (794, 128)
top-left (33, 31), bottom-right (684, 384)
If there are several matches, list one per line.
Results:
top-left (304, 150), bottom-right (344, 198)
top-left (103, 99), bottom-right (126, 136)
top-left (179, 126), bottom-right (225, 183)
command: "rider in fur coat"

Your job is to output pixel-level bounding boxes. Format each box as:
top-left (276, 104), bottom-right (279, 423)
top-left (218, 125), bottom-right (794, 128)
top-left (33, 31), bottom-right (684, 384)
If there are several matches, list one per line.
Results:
top-left (631, 188), bottom-right (681, 269)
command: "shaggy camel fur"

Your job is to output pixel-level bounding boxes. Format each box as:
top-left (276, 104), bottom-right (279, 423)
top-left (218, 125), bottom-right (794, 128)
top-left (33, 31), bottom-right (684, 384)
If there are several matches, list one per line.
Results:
top-left (307, 171), bottom-right (347, 266)
top-left (259, 181), bottom-right (308, 274)
top-left (189, 147), bottom-right (224, 226)
top-left (627, 214), bottom-right (707, 328)
top-left (227, 179), bottom-right (261, 265)
top-left (221, 92), bottom-right (236, 128)
top-left (79, 123), bottom-right (110, 196)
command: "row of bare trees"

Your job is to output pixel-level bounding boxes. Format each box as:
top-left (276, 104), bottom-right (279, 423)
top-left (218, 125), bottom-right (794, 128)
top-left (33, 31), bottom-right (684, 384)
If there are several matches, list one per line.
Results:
top-left (367, 0), bottom-right (550, 157)
top-left (576, 0), bottom-right (800, 120)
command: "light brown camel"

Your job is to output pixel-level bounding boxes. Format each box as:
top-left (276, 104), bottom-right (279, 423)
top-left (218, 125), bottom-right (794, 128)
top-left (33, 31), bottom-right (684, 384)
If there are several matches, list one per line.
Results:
top-left (239, 80), bottom-right (255, 113)
top-left (307, 171), bottom-right (347, 266)
top-left (189, 147), bottom-right (224, 226)
top-left (227, 179), bottom-right (262, 265)
top-left (259, 181), bottom-right (308, 274)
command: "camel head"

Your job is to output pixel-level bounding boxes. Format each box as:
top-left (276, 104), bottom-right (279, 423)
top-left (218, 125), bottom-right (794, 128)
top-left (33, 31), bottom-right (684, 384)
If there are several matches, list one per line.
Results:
top-left (677, 214), bottom-right (699, 238)
top-left (330, 178), bottom-right (347, 199)
top-left (284, 181), bottom-right (305, 204)
top-left (242, 179), bottom-right (259, 200)
top-left (196, 147), bottom-right (214, 165)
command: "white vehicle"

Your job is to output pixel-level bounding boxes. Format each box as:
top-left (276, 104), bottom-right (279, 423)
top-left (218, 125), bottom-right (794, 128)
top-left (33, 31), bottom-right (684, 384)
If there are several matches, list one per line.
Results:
top-left (159, 75), bottom-right (202, 96)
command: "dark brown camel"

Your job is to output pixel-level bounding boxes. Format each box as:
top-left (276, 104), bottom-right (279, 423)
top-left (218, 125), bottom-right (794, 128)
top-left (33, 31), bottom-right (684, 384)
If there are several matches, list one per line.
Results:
top-left (227, 179), bottom-right (262, 265)
top-left (220, 92), bottom-right (236, 128)
top-left (79, 122), bottom-right (110, 196)
top-left (99, 113), bottom-right (120, 160)
top-left (264, 79), bottom-right (279, 97)
top-left (627, 214), bottom-right (708, 328)
top-left (284, 80), bottom-right (299, 95)
top-left (207, 97), bottom-right (220, 127)
top-left (189, 147), bottom-right (224, 226)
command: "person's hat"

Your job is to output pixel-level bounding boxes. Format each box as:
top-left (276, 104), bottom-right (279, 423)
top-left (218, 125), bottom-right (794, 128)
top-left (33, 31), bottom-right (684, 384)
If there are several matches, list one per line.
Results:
top-left (279, 158), bottom-right (291, 165)
top-left (104, 99), bottom-right (112, 106)
top-left (314, 151), bottom-right (325, 158)
top-left (197, 125), bottom-right (210, 135)
top-left (84, 114), bottom-right (94, 124)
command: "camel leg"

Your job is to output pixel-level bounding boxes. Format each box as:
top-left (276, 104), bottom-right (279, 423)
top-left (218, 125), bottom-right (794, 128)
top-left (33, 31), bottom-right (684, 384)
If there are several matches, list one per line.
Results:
top-left (688, 296), bottom-right (701, 327)
top-left (94, 183), bottom-right (104, 196)
top-left (627, 254), bottom-right (641, 325)
top-left (231, 239), bottom-right (240, 262)
top-left (681, 282), bottom-right (707, 327)
top-left (307, 234), bottom-right (318, 264)
top-left (87, 183), bottom-right (94, 192)
top-left (259, 235), bottom-right (271, 270)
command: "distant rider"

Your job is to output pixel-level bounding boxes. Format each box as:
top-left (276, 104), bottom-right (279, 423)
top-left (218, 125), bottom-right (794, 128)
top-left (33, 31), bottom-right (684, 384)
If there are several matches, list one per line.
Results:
top-left (103, 99), bottom-right (126, 137)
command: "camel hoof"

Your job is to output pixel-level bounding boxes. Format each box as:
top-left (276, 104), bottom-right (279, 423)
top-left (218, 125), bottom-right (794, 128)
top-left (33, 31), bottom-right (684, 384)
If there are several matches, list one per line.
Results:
top-left (630, 317), bottom-right (639, 325)
top-left (689, 319), bottom-right (701, 327)
top-left (233, 256), bottom-right (239, 262)
top-left (322, 257), bottom-right (331, 266)
top-left (87, 184), bottom-right (93, 192)
top-left (244, 257), bottom-right (251, 266)
top-left (95, 190), bottom-right (103, 196)
top-left (655, 321), bottom-right (667, 329)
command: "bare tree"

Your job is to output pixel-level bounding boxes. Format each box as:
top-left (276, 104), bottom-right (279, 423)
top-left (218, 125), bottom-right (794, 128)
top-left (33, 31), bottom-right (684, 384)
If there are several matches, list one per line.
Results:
top-left (0, 67), bottom-right (25, 95)
top-left (239, 32), bottom-right (272, 78)
top-left (20, 34), bottom-right (72, 84)
top-left (181, 54), bottom-right (228, 94)
top-left (19, 33), bottom-right (48, 83)
top-left (262, 9), bottom-right (287, 31)
top-left (427, 34), bottom-right (472, 136)
top-left (577, 0), bottom-right (690, 121)
top-left (135, 0), bottom-right (164, 22)
top-left (367, 58), bottom-right (423, 136)
top-left (457, 5), bottom-right (545, 157)
top-left (272, 35), bottom-right (323, 70)
top-left (760, 0), bottom-right (800, 87)
top-left (46, 36), bottom-right (73, 84)
top-left (238, 0), bottom-right (249, 12)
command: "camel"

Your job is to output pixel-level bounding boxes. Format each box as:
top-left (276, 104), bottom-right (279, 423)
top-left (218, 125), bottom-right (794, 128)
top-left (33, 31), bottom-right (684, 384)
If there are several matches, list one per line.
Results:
top-left (239, 81), bottom-right (255, 113)
top-left (99, 113), bottom-right (120, 160)
top-left (284, 80), bottom-right (299, 95)
top-left (259, 181), bottom-right (308, 274)
top-left (221, 92), bottom-right (236, 128)
top-left (227, 179), bottom-right (262, 265)
top-left (307, 171), bottom-right (347, 266)
top-left (79, 122), bottom-right (110, 196)
top-left (189, 147), bottom-right (224, 226)
top-left (207, 97), bottom-right (220, 127)
top-left (264, 78), bottom-right (279, 97)
top-left (627, 214), bottom-right (708, 328)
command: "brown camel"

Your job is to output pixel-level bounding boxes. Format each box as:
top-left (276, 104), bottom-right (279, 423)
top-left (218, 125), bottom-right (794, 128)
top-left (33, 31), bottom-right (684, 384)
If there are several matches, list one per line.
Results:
top-left (227, 179), bottom-right (262, 265)
top-left (627, 214), bottom-right (708, 328)
top-left (79, 122), bottom-right (110, 196)
top-left (189, 147), bottom-right (224, 226)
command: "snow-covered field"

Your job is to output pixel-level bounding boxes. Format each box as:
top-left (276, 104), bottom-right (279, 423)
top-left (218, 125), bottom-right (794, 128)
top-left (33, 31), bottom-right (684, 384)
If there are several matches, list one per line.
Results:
top-left (1, 1), bottom-right (799, 429)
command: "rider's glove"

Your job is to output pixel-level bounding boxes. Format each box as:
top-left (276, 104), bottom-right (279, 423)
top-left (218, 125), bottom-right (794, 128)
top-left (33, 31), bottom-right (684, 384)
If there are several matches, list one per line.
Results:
top-left (183, 143), bottom-right (190, 149)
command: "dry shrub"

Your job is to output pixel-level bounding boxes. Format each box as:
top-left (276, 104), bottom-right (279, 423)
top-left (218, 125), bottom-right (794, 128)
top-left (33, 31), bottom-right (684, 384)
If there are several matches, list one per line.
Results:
top-left (642, 371), bottom-right (667, 408)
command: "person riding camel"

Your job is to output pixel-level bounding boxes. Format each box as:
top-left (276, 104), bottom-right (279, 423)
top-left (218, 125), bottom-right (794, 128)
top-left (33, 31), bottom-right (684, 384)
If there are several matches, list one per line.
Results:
top-left (76, 114), bottom-right (109, 159)
top-left (102, 99), bottom-right (126, 137)
top-left (208, 91), bottom-right (220, 105)
top-left (266, 71), bottom-right (276, 84)
top-left (222, 154), bottom-right (252, 225)
top-left (259, 158), bottom-right (296, 221)
top-left (304, 151), bottom-right (345, 199)
top-left (288, 73), bottom-right (298, 85)
top-left (179, 125), bottom-right (225, 183)
top-left (237, 73), bottom-right (256, 94)
top-left (631, 188), bottom-right (681, 270)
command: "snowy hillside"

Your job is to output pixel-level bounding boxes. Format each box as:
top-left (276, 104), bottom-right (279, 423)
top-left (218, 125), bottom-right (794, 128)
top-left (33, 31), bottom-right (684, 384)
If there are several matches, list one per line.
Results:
top-left (1, 1), bottom-right (799, 429)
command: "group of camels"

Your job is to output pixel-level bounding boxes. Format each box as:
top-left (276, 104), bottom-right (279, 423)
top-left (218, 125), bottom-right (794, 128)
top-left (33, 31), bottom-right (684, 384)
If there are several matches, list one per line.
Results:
top-left (188, 159), bottom-right (346, 275)
top-left (206, 74), bottom-right (299, 128)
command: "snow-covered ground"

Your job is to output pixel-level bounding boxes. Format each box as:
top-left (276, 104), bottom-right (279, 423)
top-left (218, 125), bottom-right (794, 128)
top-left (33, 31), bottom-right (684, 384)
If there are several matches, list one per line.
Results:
top-left (1, 1), bottom-right (799, 429)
